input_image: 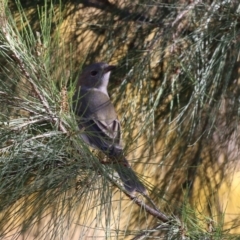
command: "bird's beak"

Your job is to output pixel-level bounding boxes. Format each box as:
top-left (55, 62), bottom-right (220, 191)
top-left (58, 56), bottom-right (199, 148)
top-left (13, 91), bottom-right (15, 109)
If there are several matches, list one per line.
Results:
top-left (104, 65), bottom-right (116, 73)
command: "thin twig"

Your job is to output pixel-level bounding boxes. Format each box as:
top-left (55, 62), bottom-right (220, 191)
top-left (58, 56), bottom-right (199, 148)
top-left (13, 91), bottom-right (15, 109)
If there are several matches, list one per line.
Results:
top-left (11, 54), bottom-right (67, 134)
top-left (0, 5), bottom-right (67, 134)
top-left (131, 223), bottom-right (170, 240)
top-left (11, 117), bottom-right (51, 130)
top-left (105, 171), bottom-right (170, 223)
top-left (127, 192), bottom-right (169, 223)
top-left (172, 0), bottom-right (202, 27)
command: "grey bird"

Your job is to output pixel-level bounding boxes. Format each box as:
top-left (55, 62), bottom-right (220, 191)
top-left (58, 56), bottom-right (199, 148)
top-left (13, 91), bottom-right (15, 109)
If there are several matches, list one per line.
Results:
top-left (73, 62), bottom-right (146, 194)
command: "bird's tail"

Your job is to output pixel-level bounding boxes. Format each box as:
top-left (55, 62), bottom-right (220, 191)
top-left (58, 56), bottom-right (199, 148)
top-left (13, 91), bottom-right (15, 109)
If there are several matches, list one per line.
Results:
top-left (113, 158), bottom-right (147, 194)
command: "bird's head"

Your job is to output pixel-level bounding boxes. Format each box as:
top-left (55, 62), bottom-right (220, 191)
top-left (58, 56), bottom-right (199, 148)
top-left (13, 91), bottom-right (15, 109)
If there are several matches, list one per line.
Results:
top-left (77, 62), bottom-right (116, 94)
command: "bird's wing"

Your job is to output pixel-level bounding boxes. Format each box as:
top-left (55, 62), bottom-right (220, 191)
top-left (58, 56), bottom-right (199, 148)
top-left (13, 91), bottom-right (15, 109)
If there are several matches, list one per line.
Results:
top-left (75, 88), bottom-right (122, 149)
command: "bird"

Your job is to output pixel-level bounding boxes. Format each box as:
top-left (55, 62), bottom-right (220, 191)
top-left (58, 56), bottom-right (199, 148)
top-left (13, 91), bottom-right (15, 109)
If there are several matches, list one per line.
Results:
top-left (73, 62), bottom-right (146, 194)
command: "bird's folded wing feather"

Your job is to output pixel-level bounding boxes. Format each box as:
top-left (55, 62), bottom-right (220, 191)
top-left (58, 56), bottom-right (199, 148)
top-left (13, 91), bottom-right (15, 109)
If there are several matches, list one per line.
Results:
top-left (76, 88), bottom-right (122, 146)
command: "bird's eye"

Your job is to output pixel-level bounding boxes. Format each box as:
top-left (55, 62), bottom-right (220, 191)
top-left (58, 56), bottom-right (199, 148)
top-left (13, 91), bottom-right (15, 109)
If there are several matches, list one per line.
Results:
top-left (90, 70), bottom-right (98, 76)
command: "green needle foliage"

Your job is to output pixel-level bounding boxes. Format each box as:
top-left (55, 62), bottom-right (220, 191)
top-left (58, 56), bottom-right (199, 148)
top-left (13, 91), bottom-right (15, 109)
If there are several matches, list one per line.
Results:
top-left (1, 0), bottom-right (240, 239)
top-left (0, 1), bottom-right (112, 239)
